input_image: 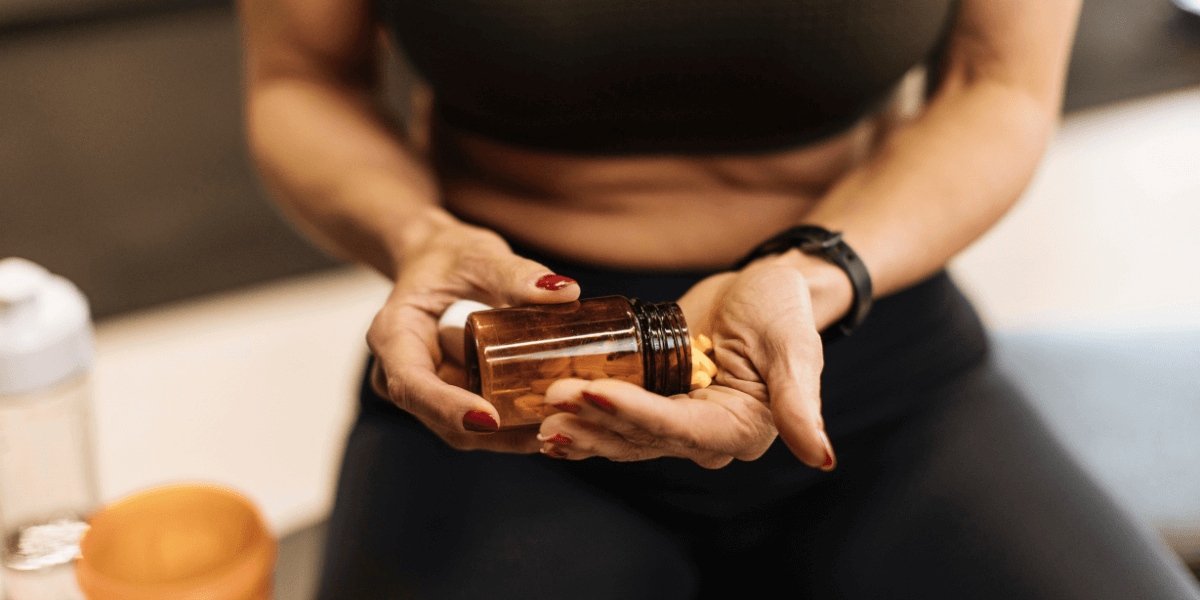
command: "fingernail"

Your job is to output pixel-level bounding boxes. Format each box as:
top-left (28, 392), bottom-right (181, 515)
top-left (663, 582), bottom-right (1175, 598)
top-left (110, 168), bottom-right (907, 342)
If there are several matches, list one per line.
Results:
top-left (545, 434), bottom-right (572, 445)
top-left (463, 410), bottom-right (499, 432)
top-left (536, 274), bottom-right (576, 291)
top-left (819, 431), bottom-right (837, 471)
top-left (581, 391), bottom-right (615, 413)
top-left (543, 446), bottom-right (569, 459)
top-left (552, 402), bottom-right (582, 414)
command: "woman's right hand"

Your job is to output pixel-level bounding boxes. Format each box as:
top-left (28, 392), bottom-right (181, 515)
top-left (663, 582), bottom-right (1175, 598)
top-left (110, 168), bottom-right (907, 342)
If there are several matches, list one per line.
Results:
top-left (366, 218), bottom-right (580, 452)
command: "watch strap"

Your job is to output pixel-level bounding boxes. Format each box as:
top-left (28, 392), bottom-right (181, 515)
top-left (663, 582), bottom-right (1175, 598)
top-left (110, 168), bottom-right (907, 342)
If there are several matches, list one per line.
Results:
top-left (735, 225), bottom-right (873, 339)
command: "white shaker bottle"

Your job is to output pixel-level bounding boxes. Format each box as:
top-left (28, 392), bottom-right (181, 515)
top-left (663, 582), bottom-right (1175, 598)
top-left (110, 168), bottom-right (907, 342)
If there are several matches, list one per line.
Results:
top-left (0, 258), bottom-right (98, 600)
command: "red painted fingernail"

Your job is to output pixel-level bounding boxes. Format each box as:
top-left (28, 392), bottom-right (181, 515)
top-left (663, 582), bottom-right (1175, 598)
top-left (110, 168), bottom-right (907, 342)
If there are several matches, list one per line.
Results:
top-left (581, 391), bottom-right (615, 413)
top-left (546, 434), bottom-right (572, 445)
top-left (536, 275), bottom-right (576, 291)
top-left (553, 402), bottom-right (582, 414)
top-left (821, 451), bottom-right (836, 471)
top-left (820, 432), bottom-right (837, 471)
top-left (544, 446), bottom-right (569, 459)
top-left (463, 410), bottom-right (499, 432)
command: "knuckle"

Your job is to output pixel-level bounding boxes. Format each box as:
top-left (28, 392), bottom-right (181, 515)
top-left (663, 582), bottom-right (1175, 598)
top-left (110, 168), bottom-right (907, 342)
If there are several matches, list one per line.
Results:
top-left (385, 369), bottom-right (420, 413)
top-left (369, 365), bottom-right (388, 398)
top-left (365, 318), bottom-right (387, 352)
top-left (456, 235), bottom-right (508, 268)
top-left (469, 228), bottom-right (509, 250)
top-left (570, 437), bottom-right (595, 455)
top-left (384, 380), bottom-right (408, 410)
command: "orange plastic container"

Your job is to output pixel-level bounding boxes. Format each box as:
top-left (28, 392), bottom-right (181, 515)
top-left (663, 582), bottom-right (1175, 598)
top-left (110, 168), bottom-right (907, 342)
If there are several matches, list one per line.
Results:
top-left (75, 484), bottom-right (276, 600)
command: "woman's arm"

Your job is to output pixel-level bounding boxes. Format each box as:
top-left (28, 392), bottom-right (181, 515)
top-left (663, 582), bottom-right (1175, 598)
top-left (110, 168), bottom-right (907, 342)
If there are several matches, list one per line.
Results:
top-left (240, 0), bottom-right (580, 449)
top-left (239, 0), bottom-right (445, 279)
top-left (790, 0), bottom-right (1083, 331)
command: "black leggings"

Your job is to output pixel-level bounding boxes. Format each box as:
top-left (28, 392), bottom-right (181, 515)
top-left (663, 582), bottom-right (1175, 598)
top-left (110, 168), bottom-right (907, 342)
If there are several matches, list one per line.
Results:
top-left (317, 249), bottom-right (1200, 599)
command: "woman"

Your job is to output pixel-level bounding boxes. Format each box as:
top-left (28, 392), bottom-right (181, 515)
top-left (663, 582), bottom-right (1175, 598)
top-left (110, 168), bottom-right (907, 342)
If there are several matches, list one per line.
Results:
top-left (240, 0), bottom-right (1200, 597)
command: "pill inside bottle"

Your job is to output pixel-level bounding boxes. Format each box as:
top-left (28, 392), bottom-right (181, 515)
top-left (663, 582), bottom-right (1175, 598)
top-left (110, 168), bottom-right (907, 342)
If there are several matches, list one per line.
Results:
top-left (464, 296), bottom-right (692, 430)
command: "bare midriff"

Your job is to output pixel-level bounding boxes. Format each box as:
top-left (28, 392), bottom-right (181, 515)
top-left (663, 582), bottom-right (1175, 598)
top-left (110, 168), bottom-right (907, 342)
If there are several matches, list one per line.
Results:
top-left (433, 115), bottom-right (884, 270)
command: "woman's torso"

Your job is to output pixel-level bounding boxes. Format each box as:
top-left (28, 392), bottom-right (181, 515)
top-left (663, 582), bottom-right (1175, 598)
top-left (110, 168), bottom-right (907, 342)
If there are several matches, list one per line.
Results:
top-left (380, 0), bottom-right (956, 269)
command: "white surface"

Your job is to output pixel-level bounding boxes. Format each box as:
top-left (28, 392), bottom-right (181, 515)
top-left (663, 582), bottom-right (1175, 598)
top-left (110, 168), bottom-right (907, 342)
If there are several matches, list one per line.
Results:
top-left (952, 87), bottom-right (1200, 331)
top-left (91, 267), bottom-right (390, 535)
top-left (0, 258), bottom-right (94, 395)
top-left (83, 88), bottom-right (1200, 539)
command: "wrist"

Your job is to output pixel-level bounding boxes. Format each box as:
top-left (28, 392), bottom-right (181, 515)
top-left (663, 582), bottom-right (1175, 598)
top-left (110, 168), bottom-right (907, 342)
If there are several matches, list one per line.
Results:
top-left (776, 250), bottom-right (855, 332)
top-left (366, 204), bottom-right (463, 280)
top-left (736, 225), bottom-right (872, 337)
top-left (316, 169), bottom-right (454, 280)
top-left (392, 206), bottom-right (460, 263)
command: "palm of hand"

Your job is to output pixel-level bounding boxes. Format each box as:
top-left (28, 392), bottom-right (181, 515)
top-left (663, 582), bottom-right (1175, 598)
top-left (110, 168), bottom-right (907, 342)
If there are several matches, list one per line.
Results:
top-left (539, 261), bottom-right (832, 469)
top-left (678, 263), bottom-right (822, 406)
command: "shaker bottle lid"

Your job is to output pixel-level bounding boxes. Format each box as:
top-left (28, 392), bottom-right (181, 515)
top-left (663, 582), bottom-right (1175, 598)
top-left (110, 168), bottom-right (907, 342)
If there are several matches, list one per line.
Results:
top-left (0, 258), bottom-right (94, 395)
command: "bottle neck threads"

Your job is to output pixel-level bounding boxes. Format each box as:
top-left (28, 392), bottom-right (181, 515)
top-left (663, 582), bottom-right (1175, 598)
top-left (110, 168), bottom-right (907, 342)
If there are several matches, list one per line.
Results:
top-left (629, 299), bottom-right (692, 397)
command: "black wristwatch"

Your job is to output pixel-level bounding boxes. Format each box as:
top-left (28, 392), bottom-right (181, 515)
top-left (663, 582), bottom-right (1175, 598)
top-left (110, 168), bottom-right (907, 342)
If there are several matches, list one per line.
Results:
top-left (735, 225), bottom-right (873, 339)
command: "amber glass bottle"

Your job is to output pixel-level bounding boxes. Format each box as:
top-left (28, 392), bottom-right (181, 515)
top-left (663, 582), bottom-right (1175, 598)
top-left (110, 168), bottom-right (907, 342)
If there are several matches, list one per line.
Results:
top-left (464, 296), bottom-right (691, 430)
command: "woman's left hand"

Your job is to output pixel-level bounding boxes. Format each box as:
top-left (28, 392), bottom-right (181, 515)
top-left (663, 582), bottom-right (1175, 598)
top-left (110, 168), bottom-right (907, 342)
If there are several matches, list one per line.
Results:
top-left (538, 255), bottom-right (838, 470)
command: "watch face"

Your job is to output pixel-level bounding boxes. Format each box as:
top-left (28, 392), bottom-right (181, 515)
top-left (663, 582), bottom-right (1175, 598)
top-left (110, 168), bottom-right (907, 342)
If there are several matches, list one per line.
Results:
top-left (794, 227), bottom-right (842, 251)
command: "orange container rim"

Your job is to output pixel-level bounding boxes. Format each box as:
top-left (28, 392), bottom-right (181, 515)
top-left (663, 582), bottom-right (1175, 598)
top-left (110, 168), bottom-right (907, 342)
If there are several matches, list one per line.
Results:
top-left (76, 484), bottom-right (276, 600)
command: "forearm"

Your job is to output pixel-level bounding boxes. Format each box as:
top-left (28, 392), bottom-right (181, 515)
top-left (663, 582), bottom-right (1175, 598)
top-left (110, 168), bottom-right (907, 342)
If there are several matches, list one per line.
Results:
top-left (763, 0), bottom-right (1081, 332)
top-left (805, 78), bottom-right (1058, 298)
top-left (773, 81), bottom-right (1058, 332)
top-left (245, 72), bottom-right (454, 280)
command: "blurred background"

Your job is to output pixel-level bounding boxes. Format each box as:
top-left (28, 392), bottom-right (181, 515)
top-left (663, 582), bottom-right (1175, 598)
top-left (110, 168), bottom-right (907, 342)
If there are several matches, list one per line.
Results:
top-left (1, 0), bottom-right (1198, 597)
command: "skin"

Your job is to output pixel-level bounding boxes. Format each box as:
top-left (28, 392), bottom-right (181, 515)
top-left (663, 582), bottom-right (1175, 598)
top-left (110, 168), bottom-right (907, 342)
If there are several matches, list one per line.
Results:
top-left (239, 0), bottom-right (1082, 470)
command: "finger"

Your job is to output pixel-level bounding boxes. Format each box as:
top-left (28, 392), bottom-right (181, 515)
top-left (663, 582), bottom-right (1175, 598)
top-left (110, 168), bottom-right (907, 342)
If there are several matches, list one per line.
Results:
top-left (544, 378), bottom-right (774, 462)
top-left (370, 358), bottom-right (389, 398)
top-left (371, 305), bottom-right (505, 433)
top-left (602, 378), bottom-right (774, 461)
top-left (379, 359), bottom-right (505, 431)
top-left (378, 354), bottom-right (538, 453)
top-left (432, 421), bottom-right (543, 454)
top-left (471, 252), bottom-right (581, 307)
top-left (436, 361), bottom-right (467, 389)
top-left (727, 263), bottom-right (835, 470)
top-left (537, 413), bottom-right (667, 463)
top-left (537, 414), bottom-right (603, 460)
top-left (540, 413), bottom-right (734, 468)
top-left (757, 328), bottom-right (835, 470)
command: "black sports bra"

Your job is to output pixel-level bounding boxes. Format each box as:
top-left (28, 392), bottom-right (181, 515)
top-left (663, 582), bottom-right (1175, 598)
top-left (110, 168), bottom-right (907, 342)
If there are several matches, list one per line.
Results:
top-left (379, 0), bottom-right (957, 154)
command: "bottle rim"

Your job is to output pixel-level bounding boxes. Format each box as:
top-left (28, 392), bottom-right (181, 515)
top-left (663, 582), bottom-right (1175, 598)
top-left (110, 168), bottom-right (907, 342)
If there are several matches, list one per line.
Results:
top-left (630, 299), bottom-right (691, 396)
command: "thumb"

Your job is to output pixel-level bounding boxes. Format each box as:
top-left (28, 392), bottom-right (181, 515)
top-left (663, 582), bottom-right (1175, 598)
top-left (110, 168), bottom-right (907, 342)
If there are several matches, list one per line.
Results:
top-left (759, 333), bottom-right (836, 471)
top-left (481, 254), bottom-right (581, 307)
